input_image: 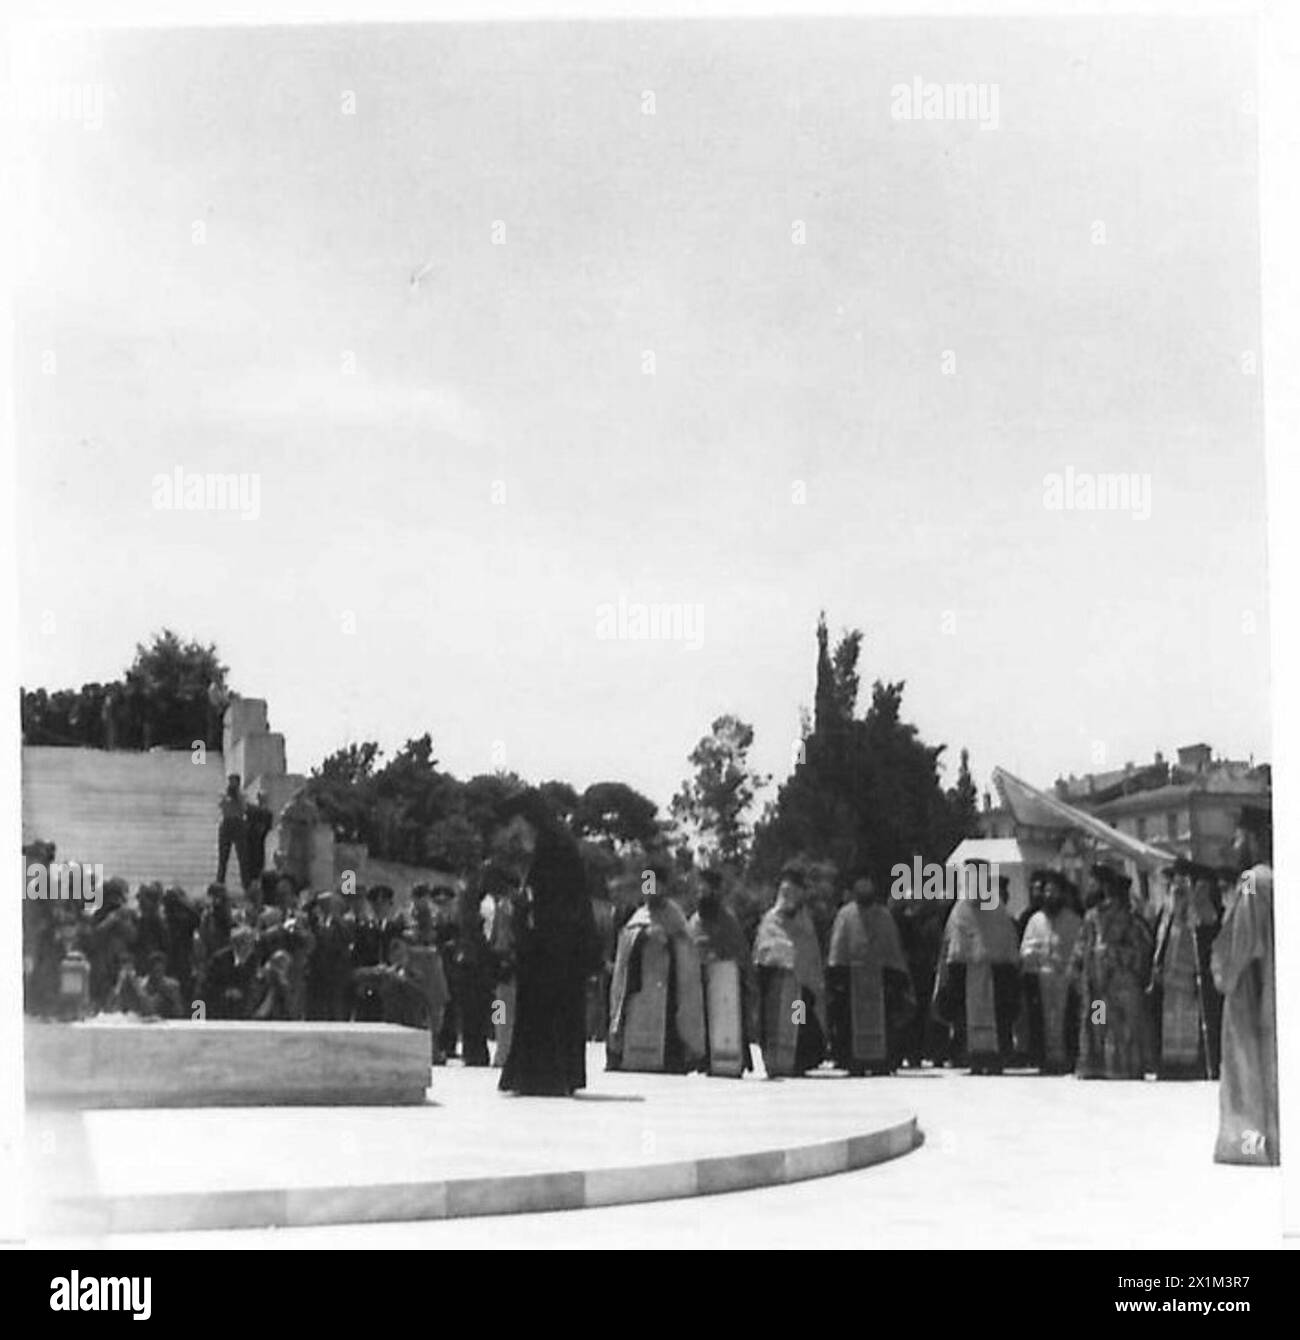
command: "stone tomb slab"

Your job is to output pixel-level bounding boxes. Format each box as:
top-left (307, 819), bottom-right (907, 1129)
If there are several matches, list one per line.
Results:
top-left (25, 1019), bottom-right (431, 1108)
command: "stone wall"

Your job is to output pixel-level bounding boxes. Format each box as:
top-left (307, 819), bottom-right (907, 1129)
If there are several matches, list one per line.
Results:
top-left (22, 746), bottom-right (225, 893)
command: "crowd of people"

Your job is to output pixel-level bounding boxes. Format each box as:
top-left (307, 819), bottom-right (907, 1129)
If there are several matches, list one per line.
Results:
top-left (23, 868), bottom-right (497, 1060)
top-left (22, 792), bottom-right (1276, 1166)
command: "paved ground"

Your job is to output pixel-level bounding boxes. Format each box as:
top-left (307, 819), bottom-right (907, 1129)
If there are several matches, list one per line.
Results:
top-left (25, 1047), bottom-right (915, 1232)
top-left (27, 1052), bottom-right (1282, 1249)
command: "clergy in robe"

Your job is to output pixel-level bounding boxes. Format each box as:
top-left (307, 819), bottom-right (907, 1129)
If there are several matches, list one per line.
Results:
top-left (752, 867), bottom-right (827, 1077)
top-left (1212, 809), bottom-right (1278, 1165)
top-left (1149, 864), bottom-right (1214, 1080)
top-left (1019, 872), bottom-right (1082, 1074)
top-left (896, 898), bottom-right (947, 1067)
top-left (826, 875), bottom-right (915, 1075)
top-left (932, 866), bottom-right (1021, 1074)
top-left (1191, 873), bottom-right (1224, 1078)
top-left (495, 792), bottom-right (601, 1097)
top-left (607, 864), bottom-right (706, 1073)
top-left (587, 888), bottom-right (618, 1042)
top-left (1070, 864), bottom-right (1151, 1080)
top-left (687, 869), bottom-right (756, 1076)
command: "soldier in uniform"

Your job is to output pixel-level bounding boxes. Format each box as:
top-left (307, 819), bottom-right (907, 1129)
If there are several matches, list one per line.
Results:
top-left (216, 775), bottom-right (249, 889)
top-left (407, 885), bottom-right (452, 1065)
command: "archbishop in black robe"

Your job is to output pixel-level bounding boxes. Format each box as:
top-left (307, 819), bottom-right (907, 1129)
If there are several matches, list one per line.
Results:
top-left (497, 793), bottom-right (600, 1097)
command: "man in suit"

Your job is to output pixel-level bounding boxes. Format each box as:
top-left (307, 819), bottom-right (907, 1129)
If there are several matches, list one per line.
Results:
top-left (307, 892), bottom-right (354, 1021)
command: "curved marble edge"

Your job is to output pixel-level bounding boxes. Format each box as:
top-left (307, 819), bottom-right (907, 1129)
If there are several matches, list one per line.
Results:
top-left (34, 1114), bottom-right (921, 1235)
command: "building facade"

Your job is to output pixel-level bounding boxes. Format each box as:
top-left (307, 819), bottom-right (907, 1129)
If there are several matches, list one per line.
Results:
top-left (1054, 744), bottom-right (1270, 871)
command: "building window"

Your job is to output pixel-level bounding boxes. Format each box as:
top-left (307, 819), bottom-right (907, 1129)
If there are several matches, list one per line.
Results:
top-left (1135, 815), bottom-right (1147, 840)
top-left (1166, 812), bottom-right (1178, 839)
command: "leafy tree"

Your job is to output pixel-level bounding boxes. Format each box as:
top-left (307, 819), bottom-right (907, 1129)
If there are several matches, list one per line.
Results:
top-left (670, 715), bottom-right (770, 865)
top-left (123, 629), bottom-right (228, 748)
top-left (538, 779), bottom-right (581, 827)
top-left (426, 813), bottom-right (484, 872)
top-left (372, 734), bottom-right (459, 867)
top-left (575, 781), bottom-right (660, 850)
top-left (461, 772), bottom-right (526, 848)
top-left (308, 742), bottom-right (382, 846)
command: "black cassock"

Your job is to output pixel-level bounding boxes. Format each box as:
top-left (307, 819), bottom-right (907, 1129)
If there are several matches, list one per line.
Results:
top-left (498, 825), bottom-right (599, 1096)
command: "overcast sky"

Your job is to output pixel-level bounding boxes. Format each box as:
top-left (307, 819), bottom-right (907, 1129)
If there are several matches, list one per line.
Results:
top-left (14, 17), bottom-right (1270, 813)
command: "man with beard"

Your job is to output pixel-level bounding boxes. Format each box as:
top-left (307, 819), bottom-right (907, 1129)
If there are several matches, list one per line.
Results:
top-left (688, 870), bottom-right (755, 1076)
top-left (1019, 871), bottom-right (1082, 1073)
top-left (1149, 862), bottom-right (1215, 1080)
top-left (1212, 808), bottom-right (1277, 1165)
top-left (1192, 871), bottom-right (1225, 1077)
top-left (827, 875), bottom-right (915, 1075)
top-left (932, 864), bottom-right (1021, 1074)
top-left (587, 882), bottom-right (618, 1043)
top-left (894, 897), bottom-right (946, 1067)
top-left (495, 790), bottom-right (600, 1096)
top-left (607, 861), bottom-right (706, 1074)
top-left (752, 867), bottom-right (828, 1077)
top-left (1071, 863), bottom-right (1152, 1079)
top-left (1016, 872), bottom-right (1049, 1063)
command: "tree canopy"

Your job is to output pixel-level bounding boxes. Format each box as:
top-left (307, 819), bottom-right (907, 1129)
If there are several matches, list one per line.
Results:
top-left (21, 629), bottom-right (228, 750)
